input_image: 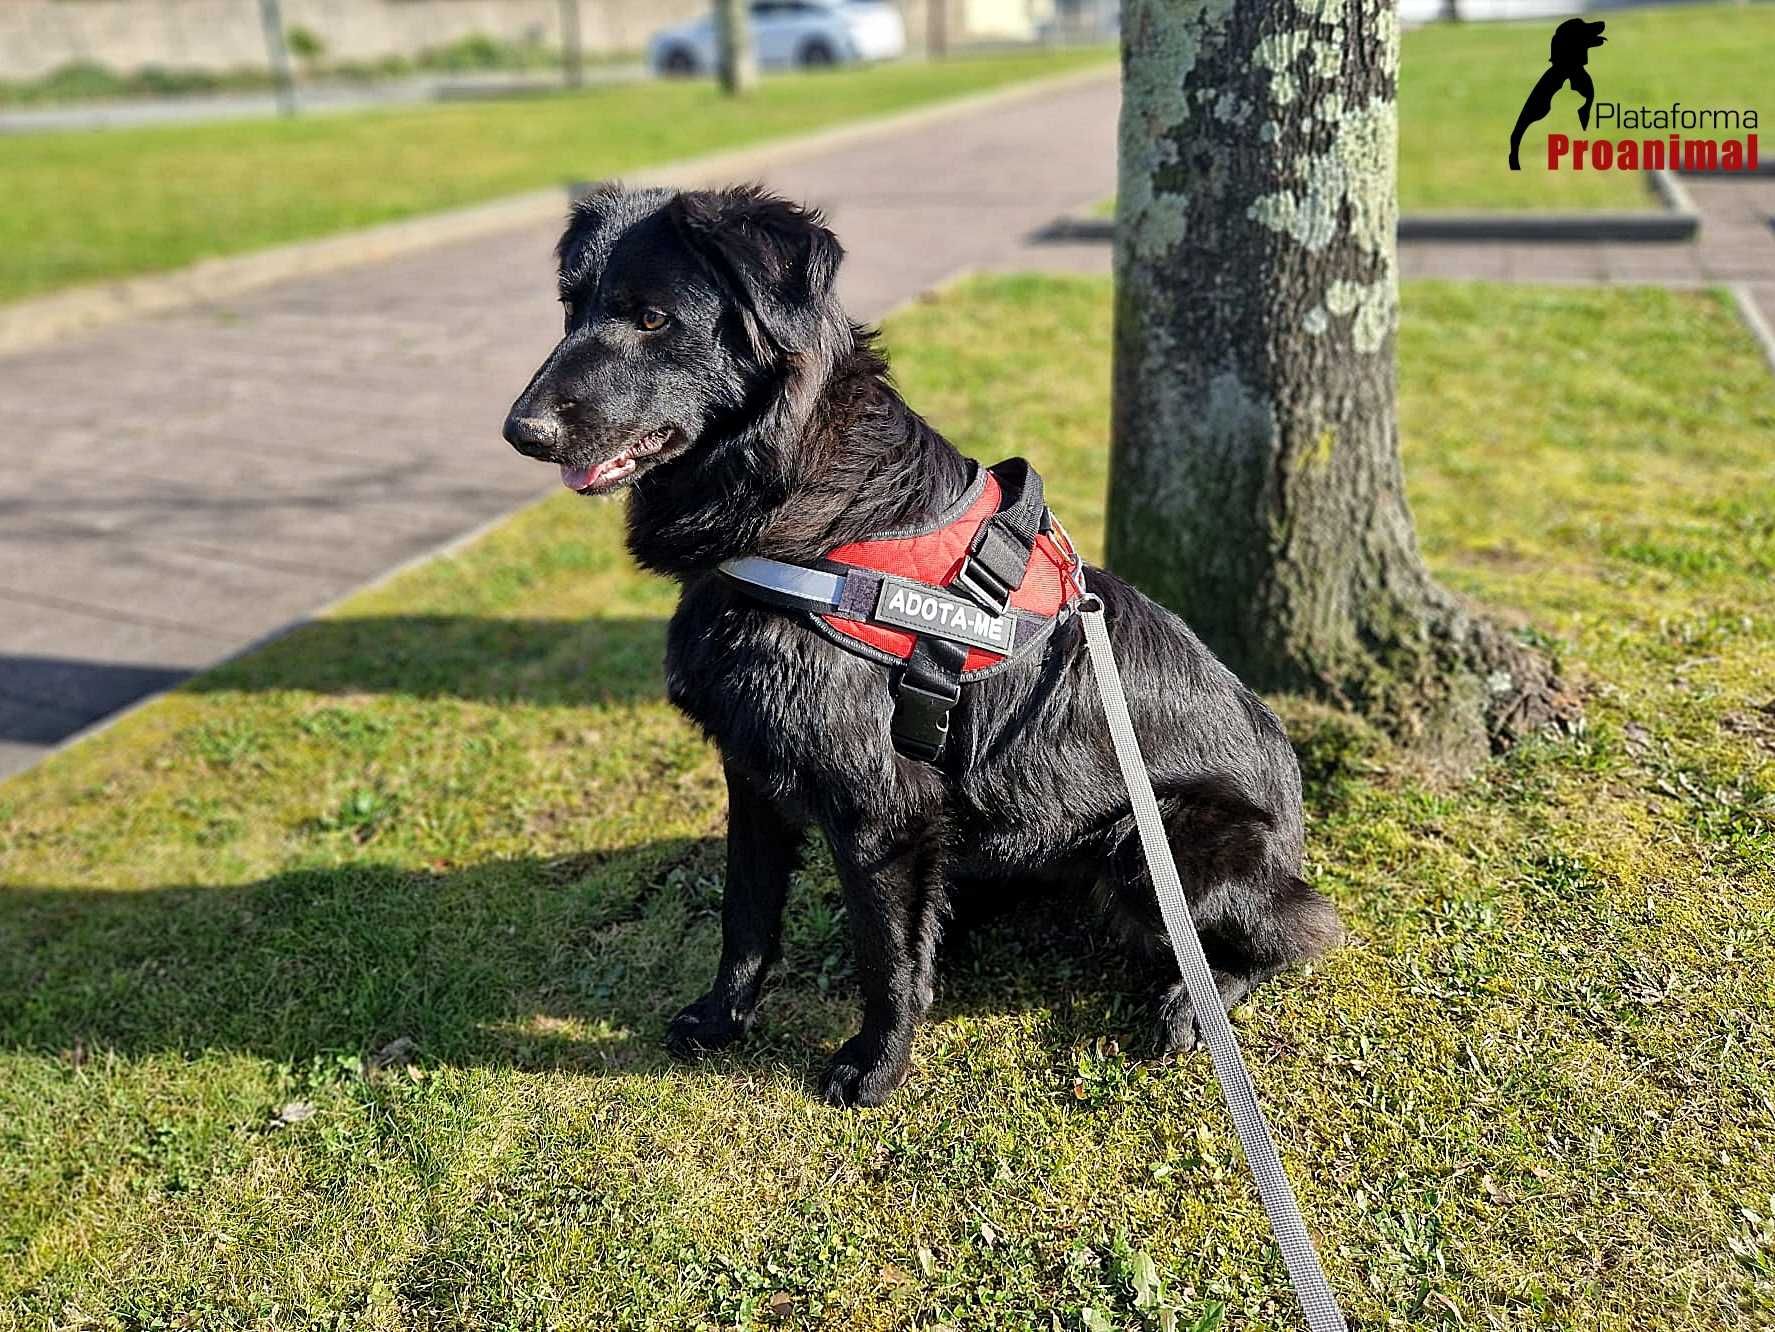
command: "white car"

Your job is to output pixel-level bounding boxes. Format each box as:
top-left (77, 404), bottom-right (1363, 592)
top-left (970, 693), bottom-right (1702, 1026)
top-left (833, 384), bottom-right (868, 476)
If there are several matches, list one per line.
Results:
top-left (648, 1), bottom-right (907, 77)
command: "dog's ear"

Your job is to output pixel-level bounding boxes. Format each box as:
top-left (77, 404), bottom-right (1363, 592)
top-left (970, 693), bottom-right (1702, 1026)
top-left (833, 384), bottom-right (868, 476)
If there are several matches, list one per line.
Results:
top-left (667, 186), bottom-right (844, 358)
top-left (557, 182), bottom-right (625, 299)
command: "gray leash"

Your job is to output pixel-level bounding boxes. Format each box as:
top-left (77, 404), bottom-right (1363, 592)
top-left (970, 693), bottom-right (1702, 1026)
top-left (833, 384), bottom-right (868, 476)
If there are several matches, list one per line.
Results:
top-left (1077, 591), bottom-right (1348, 1332)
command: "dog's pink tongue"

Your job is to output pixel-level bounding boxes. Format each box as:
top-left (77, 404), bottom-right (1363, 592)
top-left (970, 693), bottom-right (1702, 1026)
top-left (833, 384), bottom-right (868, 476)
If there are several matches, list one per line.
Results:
top-left (559, 452), bottom-right (635, 493)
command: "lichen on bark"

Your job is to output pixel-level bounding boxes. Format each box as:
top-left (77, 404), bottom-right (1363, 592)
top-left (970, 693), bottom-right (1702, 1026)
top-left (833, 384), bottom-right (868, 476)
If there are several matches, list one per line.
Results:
top-left (1110, 0), bottom-right (1577, 771)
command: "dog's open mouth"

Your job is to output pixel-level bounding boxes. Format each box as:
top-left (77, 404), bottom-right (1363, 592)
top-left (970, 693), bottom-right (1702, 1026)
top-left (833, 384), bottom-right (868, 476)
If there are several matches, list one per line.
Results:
top-left (559, 427), bottom-right (675, 495)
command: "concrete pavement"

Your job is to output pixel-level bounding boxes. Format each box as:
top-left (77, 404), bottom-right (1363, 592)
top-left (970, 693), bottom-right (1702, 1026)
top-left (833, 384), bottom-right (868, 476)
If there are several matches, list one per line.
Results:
top-left (0, 70), bottom-right (1120, 777)
top-left (1398, 173), bottom-right (1775, 371)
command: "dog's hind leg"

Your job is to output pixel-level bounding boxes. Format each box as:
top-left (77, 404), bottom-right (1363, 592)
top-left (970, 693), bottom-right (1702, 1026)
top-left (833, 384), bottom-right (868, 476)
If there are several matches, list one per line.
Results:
top-left (1151, 868), bottom-right (1342, 1054)
top-left (665, 760), bottom-right (806, 1058)
top-left (1097, 777), bottom-right (1341, 1055)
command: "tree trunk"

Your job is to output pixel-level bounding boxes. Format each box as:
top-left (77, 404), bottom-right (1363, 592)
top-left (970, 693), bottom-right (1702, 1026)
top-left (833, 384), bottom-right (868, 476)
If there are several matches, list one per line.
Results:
top-left (559, 0), bottom-right (585, 88)
top-left (715, 0), bottom-right (758, 95)
top-left (255, 0), bottom-right (297, 117)
top-left (1110, 0), bottom-right (1574, 772)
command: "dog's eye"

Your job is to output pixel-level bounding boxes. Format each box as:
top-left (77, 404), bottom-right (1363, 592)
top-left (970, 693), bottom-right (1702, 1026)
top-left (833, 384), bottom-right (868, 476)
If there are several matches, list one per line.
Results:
top-left (561, 300), bottom-right (577, 329)
top-left (636, 308), bottom-right (669, 332)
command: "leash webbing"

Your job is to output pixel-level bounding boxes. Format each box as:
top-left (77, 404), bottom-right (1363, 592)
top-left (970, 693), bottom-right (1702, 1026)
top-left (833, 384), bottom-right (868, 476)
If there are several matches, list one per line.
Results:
top-left (1078, 595), bottom-right (1347, 1332)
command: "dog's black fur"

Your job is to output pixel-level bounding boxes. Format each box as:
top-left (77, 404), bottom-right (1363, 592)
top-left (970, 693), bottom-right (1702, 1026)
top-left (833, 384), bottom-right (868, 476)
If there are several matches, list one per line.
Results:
top-left (504, 185), bottom-right (1341, 1106)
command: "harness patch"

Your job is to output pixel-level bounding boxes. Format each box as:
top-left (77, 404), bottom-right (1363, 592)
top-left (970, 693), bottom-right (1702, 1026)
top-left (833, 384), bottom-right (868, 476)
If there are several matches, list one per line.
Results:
top-left (715, 458), bottom-right (1085, 761)
top-left (873, 576), bottom-right (1017, 654)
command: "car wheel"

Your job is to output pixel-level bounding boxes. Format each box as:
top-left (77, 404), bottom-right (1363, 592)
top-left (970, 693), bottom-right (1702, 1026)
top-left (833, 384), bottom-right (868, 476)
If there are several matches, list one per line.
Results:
top-left (660, 46), bottom-right (698, 77)
top-left (798, 39), bottom-right (837, 69)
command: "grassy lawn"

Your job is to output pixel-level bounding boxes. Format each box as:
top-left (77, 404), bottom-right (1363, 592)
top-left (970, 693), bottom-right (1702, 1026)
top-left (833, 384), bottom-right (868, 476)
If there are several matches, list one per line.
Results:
top-left (4, 274), bottom-right (1774, 1329)
top-left (1101, 2), bottom-right (1770, 218)
top-left (0, 49), bottom-right (1109, 307)
top-left (0, 35), bottom-right (615, 108)
top-left (1400, 2), bottom-right (1771, 212)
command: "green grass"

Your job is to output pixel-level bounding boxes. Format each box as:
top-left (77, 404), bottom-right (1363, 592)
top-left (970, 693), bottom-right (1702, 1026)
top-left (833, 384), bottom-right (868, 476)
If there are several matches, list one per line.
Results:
top-left (4, 274), bottom-right (1775, 1329)
top-left (0, 49), bottom-right (1109, 306)
top-left (1400, 2), bottom-right (1772, 212)
top-left (0, 34), bottom-right (595, 109)
top-left (1094, 1), bottom-right (1771, 219)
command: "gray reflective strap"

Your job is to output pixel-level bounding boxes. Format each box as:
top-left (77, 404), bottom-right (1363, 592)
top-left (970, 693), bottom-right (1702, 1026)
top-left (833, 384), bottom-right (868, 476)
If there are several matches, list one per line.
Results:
top-left (719, 556), bottom-right (847, 610)
top-left (1078, 595), bottom-right (1347, 1332)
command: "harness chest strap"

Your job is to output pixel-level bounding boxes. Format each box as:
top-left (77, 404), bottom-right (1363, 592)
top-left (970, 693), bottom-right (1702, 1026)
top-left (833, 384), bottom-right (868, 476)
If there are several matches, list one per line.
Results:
top-left (717, 458), bottom-right (1086, 762)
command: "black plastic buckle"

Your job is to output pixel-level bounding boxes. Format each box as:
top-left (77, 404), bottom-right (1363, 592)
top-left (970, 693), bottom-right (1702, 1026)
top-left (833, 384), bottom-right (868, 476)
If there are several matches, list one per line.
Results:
top-left (891, 673), bottom-right (962, 763)
top-left (952, 522), bottom-right (1026, 615)
top-left (951, 558), bottom-right (1011, 616)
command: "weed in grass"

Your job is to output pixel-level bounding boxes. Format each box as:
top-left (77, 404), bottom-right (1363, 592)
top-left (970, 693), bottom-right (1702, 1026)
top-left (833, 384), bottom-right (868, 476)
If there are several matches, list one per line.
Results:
top-left (314, 785), bottom-right (400, 842)
top-left (181, 715), bottom-right (268, 769)
top-left (295, 702), bottom-right (395, 754)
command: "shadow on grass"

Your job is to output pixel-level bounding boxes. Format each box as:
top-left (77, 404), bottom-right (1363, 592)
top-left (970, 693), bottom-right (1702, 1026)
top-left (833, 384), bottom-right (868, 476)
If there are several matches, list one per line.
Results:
top-left (0, 839), bottom-right (715, 1075)
top-left (188, 614), bottom-right (672, 707)
top-left (0, 835), bottom-right (1159, 1095)
top-left (3, 623), bottom-right (1382, 1093)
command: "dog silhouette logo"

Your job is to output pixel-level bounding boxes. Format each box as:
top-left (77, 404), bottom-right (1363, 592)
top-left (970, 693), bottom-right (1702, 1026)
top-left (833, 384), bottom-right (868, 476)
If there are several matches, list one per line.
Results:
top-left (1509, 17), bottom-right (1608, 171)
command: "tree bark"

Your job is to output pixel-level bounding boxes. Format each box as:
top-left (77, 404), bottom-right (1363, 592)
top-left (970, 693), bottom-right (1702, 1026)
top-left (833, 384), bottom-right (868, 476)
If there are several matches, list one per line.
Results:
top-left (559, 0), bottom-right (585, 88)
top-left (1110, 0), bottom-right (1574, 772)
top-left (255, 0), bottom-right (297, 117)
top-left (715, 0), bottom-right (758, 96)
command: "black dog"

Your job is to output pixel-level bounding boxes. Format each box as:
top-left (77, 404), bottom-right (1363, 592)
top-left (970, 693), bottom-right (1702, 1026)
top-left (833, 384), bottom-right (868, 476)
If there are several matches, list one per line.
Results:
top-left (504, 185), bottom-right (1341, 1106)
top-left (1508, 17), bottom-right (1606, 171)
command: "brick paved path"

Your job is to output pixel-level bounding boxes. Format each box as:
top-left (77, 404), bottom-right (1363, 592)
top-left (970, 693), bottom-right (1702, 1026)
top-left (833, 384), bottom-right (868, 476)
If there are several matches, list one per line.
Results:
top-left (0, 73), bottom-right (1120, 777)
top-left (1400, 174), bottom-right (1775, 327)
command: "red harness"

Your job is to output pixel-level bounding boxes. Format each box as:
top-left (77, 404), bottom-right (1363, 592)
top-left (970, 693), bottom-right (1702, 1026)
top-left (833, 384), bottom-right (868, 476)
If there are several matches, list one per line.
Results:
top-left (821, 468), bottom-right (1085, 675)
top-left (718, 459), bottom-right (1086, 761)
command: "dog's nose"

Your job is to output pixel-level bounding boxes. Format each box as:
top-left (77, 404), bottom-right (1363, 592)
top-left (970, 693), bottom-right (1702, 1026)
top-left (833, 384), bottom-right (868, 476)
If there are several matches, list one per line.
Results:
top-left (503, 412), bottom-right (559, 458)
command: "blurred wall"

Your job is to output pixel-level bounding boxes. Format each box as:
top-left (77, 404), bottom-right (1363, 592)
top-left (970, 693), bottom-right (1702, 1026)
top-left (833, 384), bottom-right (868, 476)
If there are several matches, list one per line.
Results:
top-left (0, 0), bottom-right (707, 81)
top-left (1398, 0), bottom-right (1572, 19)
top-left (899, 0), bottom-right (1113, 52)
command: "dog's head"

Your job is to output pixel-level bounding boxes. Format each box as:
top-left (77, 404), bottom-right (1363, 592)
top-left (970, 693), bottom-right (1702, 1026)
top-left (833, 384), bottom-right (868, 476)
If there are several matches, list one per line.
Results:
top-left (1549, 18), bottom-right (1605, 66)
top-left (503, 184), bottom-right (846, 497)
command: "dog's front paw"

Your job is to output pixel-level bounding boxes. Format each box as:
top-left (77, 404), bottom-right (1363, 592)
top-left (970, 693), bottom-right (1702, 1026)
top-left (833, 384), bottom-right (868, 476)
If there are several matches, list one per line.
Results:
top-left (820, 1033), bottom-right (909, 1108)
top-left (1151, 972), bottom-right (1258, 1058)
top-left (1153, 982), bottom-right (1203, 1057)
top-left (664, 993), bottom-right (750, 1059)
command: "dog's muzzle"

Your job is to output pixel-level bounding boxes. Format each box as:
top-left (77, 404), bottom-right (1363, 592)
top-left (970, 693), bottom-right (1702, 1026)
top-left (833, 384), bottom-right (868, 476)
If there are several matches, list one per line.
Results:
top-left (503, 414), bottom-right (560, 459)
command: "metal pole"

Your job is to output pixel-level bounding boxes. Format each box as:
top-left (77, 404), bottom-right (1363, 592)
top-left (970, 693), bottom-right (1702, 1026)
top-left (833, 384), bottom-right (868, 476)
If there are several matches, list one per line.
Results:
top-left (559, 0), bottom-right (584, 89)
top-left (256, 0), bottom-right (297, 117)
top-left (714, 0), bottom-right (757, 95)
